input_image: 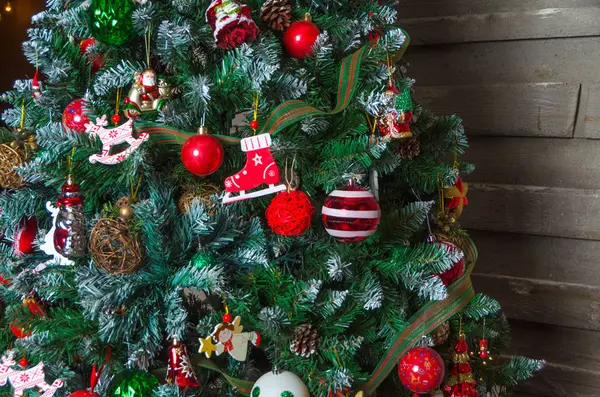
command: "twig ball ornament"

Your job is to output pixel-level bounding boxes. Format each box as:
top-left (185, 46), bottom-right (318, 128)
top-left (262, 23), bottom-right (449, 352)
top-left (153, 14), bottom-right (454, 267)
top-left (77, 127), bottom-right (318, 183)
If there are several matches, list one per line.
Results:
top-left (251, 370), bottom-right (310, 397)
top-left (89, 218), bottom-right (143, 274)
top-left (178, 184), bottom-right (220, 214)
top-left (437, 241), bottom-right (465, 286)
top-left (0, 144), bottom-right (25, 189)
top-left (266, 190), bottom-right (313, 236)
top-left (398, 347), bottom-right (445, 395)
top-left (62, 99), bottom-right (90, 133)
top-left (321, 185), bottom-right (381, 243)
top-left (181, 127), bottom-right (224, 176)
top-left (107, 370), bottom-right (159, 397)
top-left (283, 14), bottom-right (320, 59)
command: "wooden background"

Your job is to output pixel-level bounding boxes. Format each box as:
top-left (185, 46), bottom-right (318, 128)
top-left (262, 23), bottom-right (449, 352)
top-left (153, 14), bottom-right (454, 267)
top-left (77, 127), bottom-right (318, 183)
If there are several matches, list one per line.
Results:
top-left (399, 1), bottom-right (600, 396)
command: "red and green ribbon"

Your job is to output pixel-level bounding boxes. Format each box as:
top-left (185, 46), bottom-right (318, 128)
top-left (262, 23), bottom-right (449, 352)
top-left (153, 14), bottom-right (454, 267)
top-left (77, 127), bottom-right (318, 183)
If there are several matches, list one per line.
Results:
top-left (191, 238), bottom-right (476, 396)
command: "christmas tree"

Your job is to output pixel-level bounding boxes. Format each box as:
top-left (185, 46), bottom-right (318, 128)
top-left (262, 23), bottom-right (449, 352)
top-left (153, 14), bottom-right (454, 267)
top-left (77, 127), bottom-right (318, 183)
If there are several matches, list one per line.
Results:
top-left (0, 1), bottom-right (543, 397)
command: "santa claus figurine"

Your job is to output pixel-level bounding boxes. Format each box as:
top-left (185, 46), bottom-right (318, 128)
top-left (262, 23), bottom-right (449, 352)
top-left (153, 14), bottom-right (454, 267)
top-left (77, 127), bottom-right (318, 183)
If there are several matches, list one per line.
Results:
top-left (124, 67), bottom-right (172, 118)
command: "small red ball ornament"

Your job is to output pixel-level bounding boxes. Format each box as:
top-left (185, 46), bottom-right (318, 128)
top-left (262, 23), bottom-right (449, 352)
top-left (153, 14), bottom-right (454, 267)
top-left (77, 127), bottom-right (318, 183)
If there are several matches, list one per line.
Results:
top-left (321, 184), bottom-right (381, 243)
top-left (18, 358), bottom-right (28, 367)
top-left (68, 391), bottom-right (101, 397)
top-left (283, 14), bottom-right (320, 59)
top-left (13, 216), bottom-right (37, 257)
top-left (266, 190), bottom-right (313, 236)
top-left (438, 242), bottom-right (466, 286)
top-left (398, 347), bottom-right (445, 395)
top-left (181, 127), bottom-right (224, 176)
top-left (111, 114), bottom-right (121, 124)
top-left (222, 313), bottom-right (233, 323)
top-left (62, 99), bottom-right (90, 133)
top-left (249, 120), bottom-right (259, 130)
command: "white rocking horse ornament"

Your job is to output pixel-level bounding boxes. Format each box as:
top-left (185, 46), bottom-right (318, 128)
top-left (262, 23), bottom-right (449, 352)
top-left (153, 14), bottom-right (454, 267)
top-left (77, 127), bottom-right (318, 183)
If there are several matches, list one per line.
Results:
top-left (85, 115), bottom-right (149, 165)
top-left (0, 351), bottom-right (63, 397)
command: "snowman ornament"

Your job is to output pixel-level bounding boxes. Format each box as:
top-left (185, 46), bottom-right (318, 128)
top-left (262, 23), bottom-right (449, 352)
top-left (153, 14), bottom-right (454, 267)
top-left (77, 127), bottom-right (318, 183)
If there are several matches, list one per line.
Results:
top-left (199, 314), bottom-right (260, 361)
top-left (251, 370), bottom-right (310, 397)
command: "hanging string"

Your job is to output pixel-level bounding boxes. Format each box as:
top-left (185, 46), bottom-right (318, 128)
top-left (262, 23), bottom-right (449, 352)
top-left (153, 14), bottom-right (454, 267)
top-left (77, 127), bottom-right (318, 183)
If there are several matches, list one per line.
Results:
top-left (284, 157), bottom-right (297, 193)
top-left (251, 92), bottom-right (260, 134)
top-left (19, 100), bottom-right (25, 130)
top-left (145, 23), bottom-right (153, 68)
top-left (35, 48), bottom-right (39, 74)
top-left (438, 173), bottom-right (444, 214)
top-left (129, 173), bottom-right (143, 202)
top-left (113, 87), bottom-right (122, 125)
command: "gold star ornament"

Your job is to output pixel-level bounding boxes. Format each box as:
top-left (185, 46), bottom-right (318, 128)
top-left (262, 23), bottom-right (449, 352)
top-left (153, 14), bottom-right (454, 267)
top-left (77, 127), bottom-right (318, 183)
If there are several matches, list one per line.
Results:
top-left (199, 336), bottom-right (216, 358)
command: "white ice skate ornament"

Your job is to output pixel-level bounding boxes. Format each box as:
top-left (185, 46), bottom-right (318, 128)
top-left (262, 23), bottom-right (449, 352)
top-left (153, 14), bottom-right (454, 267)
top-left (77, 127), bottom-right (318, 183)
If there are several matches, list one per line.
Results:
top-left (0, 351), bottom-right (63, 397)
top-left (38, 201), bottom-right (74, 272)
top-left (223, 133), bottom-right (285, 204)
top-left (85, 116), bottom-right (148, 165)
top-left (199, 316), bottom-right (261, 361)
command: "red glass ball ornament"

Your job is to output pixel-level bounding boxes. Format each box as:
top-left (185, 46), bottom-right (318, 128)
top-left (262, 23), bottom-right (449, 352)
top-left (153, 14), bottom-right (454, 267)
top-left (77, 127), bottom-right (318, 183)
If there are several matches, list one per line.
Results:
top-left (69, 391), bottom-right (101, 397)
top-left (13, 216), bottom-right (37, 257)
top-left (321, 185), bottom-right (381, 243)
top-left (111, 114), bottom-right (121, 124)
top-left (222, 313), bottom-right (233, 323)
top-left (283, 19), bottom-right (320, 59)
top-left (266, 191), bottom-right (313, 236)
top-left (249, 120), bottom-right (259, 130)
top-left (18, 358), bottom-right (28, 367)
top-left (181, 130), bottom-right (224, 177)
top-left (438, 242), bottom-right (466, 286)
top-left (62, 99), bottom-right (90, 133)
top-left (398, 347), bottom-right (445, 395)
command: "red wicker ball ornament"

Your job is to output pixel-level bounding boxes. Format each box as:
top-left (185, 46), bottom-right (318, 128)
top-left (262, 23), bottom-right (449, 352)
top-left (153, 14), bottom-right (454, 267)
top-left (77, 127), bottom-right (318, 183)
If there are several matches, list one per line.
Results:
top-left (62, 99), bottom-right (90, 133)
top-left (398, 347), bottom-right (445, 395)
top-left (266, 190), bottom-right (313, 236)
top-left (283, 18), bottom-right (320, 59)
top-left (321, 185), bottom-right (381, 243)
top-left (438, 242), bottom-right (466, 286)
top-left (181, 128), bottom-right (224, 176)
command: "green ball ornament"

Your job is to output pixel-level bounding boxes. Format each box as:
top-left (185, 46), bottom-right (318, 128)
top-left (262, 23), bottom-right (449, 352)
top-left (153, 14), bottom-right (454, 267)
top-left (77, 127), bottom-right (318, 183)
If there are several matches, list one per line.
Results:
top-left (192, 251), bottom-right (216, 268)
top-left (107, 370), bottom-right (159, 397)
top-left (89, 0), bottom-right (135, 46)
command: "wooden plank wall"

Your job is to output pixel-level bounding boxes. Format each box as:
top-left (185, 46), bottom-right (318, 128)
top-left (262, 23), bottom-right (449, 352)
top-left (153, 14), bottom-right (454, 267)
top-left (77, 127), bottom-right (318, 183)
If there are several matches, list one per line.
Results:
top-left (397, 1), bottom-right (600, 396)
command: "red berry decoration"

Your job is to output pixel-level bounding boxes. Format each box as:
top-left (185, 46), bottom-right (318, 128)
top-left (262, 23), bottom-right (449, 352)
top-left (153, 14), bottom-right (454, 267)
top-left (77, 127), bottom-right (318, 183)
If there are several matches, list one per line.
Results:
top-left (321, 184), bottom-right (381, 243)
top-left (283, 14), bottom-right (320, 59)
top-left (222, 313), bottom-right (233, 323)
top-left (62, 99), bottom-right (90, 133)
top-left (398, 347), bottom-right (445, 396)
top-left (266, 190), bottom-right (313, 236)
top-left (437, 242), bottom-right (465, 286)
top-left (13, 216), bottom-right (37, 257)
top-left (111, 114), bottom-right (121, 124)
top-left (18, 358), bottom-right (28, 367)
top-left (249, 120), bottom-right (259, 130)
top-left (181, 127), bottom-right (224, 177)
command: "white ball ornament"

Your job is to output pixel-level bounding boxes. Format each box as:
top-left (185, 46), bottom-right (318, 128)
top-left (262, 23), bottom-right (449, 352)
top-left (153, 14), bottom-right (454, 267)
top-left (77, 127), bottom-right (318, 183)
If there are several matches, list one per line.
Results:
top-left (251, 370), bottom-right (310, 397)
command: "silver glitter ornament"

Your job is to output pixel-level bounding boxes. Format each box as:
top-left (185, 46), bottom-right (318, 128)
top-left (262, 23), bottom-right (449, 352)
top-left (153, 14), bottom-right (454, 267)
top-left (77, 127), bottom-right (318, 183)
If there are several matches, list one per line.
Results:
top-left (53, 176), bottom-right (86, 258)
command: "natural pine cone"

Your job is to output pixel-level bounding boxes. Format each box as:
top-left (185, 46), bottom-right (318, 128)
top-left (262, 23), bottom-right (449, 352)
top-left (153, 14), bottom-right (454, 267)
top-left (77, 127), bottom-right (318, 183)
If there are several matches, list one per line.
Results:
top-left (290, 323), bottom-right (319, 358)
top-left (397, 136), bottom-right (421, 160)
top-left (432, 321), bottom-right (451, 346)
top-left (260, 0), bottom-right (292, 31)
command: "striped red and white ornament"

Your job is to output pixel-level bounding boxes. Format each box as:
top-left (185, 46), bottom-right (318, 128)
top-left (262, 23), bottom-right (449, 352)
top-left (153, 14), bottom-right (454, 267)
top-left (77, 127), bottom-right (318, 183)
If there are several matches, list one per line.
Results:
top-left (321, 185), bottom-right (381, 243)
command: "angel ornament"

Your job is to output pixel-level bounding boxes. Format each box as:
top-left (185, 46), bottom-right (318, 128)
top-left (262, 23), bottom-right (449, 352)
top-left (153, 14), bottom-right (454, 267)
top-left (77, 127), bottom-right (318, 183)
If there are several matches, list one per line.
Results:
top-left (199, 314), bottom-right (261, 361)
top-left (124, 68), bottom-right (172, 118)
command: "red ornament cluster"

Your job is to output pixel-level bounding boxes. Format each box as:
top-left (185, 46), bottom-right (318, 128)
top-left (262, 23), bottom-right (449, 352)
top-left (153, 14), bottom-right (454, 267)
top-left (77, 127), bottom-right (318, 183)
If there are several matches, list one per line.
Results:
top-left (321, 185), bottom-right (381, 243)
top-left (181, 128), bottom-right (224, 176)
top-left (62, 99), bottom-right (90, 133)
top-left (283, 16), bottom-right (320, 59)
top-left (398, 347), bottom-right (445, 395)
top-left (266, 190), bottom-right (313, 236)
top-left (443, 332), bottom-right (478, 397)
top-left (438, 242), bottom-right (466, 286)
top-left (206, 0), bottom-right (258, 49)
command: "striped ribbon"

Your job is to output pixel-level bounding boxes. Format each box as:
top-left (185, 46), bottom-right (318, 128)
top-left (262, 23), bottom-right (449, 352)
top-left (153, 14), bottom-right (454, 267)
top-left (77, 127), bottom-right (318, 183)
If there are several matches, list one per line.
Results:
top-left (187, 237), bottom-right (476, 396)
top-left (135, 28), bottom-right (410, 143)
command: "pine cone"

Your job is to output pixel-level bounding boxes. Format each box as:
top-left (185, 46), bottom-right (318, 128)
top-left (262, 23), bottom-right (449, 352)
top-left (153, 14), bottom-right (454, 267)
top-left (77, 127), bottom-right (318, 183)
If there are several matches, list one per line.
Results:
top-left (260, 0), bottom-right (292, 31)
top-left (397, 136), bottom-right (421, 160)
top-left (432, 321), bottom-right (451, 346)
top-left (290, 323), bottom-right (319, 358)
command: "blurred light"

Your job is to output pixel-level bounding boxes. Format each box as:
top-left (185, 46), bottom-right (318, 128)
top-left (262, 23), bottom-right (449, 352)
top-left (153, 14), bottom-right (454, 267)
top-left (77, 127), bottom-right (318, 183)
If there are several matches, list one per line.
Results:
top-left (4, 0), bottom-right (12, 12)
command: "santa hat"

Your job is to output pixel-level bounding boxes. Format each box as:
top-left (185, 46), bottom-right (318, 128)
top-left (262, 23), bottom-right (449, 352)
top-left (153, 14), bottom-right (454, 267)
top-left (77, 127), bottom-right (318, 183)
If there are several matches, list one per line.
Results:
top-left (32, 71), bottom-right (40, 91)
